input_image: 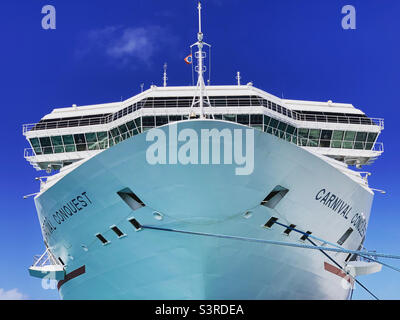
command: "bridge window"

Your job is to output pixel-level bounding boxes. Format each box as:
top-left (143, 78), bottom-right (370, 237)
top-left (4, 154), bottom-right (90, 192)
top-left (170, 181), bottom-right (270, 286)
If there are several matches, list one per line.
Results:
top-left (85, 133), bottom-right (98, 150)
top-left (126, 121), bottom-right (139, 136)
top-left (237, 114), bottom-right (249, 125)
top-left (263, 115), bottom-right (271, 127)
top-left (355, 132), bottom-right (367, 149)
top-left (298, 128), bottom-right (309, 146)
top-left (169, 115), bottom-right (182, 122)
top-left (366, 132), bottom-right (377, 150)
top-left (62, 135), bottom-right (76, 152)
top-left (74, 134), bottom-right (87, 151)
top-left (30, 138), bottom-right (42, 155)
top-left (308, 129), bottom-right (320, 147)
top-left (51, 136), bottom-right (64, 153)
top-left (278, 121), bottom-right (287, 133)
top-left (250, 114), bottom-right (263, 124)
top-left (250, 114), bottom-right (263, 131)
top-left (39, 137), bottom-right (53, 154)
top-left (223, 114), bottom-right (235, 122)
top-left (343, 131), bottom-right (356, 149)
top-left (319, 130), bottom-right (332, 148)
top-left (142, 116), bottom-right (155, 128)
top-left (268, 118), bottom-right (279, 137)
top-left (134, 118), bottom-right (142, 132)
top-left (156, 116), bottom-right (168, 126)
top-left (331, 130), bottom-right (344, 148)
top-left (110, 128), bottom-right (119, 138)
top-left (97, 132), bottom-right (108, 149)
top-left (119, 124), bottom-right (130, 141)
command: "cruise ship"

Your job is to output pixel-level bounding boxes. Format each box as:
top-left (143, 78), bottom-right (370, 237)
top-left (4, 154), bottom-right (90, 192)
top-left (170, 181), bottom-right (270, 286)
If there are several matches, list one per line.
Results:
top-left (25, 3), bottom-right (385, 299)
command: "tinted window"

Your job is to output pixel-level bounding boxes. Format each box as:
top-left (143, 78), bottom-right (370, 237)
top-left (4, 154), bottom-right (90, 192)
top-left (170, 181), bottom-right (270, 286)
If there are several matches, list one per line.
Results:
top-left (344, 131), bottom-right (356, 141)
top-left (332, 130), bottom-right (344, 141)
top-left (142, 116), bottom-right (155, 127)
top-left (237, 114), bottom-right (249, 125)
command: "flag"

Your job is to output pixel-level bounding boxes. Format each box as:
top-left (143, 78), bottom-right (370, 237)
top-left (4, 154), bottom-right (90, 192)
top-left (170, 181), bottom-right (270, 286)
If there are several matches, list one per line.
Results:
top-left (184, 54), bottom-right (193, 64)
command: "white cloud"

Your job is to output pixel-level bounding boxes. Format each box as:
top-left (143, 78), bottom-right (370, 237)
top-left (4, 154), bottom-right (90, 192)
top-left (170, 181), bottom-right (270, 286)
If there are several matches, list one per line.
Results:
top-left (0, 288), bottom-right (28, 300)
top-left (77, 25), bottom-right (173, 67)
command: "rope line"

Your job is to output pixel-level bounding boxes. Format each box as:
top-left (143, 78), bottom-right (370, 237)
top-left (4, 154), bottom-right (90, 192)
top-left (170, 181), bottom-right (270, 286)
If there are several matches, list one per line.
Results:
top-left (141, 224), bottom-right (380, 300)
top-left (140, 225), bottom-right (397, 260)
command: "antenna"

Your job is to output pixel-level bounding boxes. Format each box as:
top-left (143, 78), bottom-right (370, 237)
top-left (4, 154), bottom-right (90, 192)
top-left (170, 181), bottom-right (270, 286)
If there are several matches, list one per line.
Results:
top-left (236, 71), bottom-right (241, 86)
top-left (140, 83), bottom-right (144, 92)
top-left (189, 1), bottom-right (212, 119)
top-left (163, 63), bottom-right (168, 87)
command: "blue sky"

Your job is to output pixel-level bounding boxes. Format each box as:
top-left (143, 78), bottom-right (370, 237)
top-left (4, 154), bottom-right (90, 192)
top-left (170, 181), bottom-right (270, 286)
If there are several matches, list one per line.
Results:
top-left (0, 0), bottom-right (399, 300)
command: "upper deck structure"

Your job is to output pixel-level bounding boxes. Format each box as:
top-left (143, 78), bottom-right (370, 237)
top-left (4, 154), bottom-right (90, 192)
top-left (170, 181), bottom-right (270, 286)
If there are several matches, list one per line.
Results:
top-left (23, 84), bottom-right (383, 172)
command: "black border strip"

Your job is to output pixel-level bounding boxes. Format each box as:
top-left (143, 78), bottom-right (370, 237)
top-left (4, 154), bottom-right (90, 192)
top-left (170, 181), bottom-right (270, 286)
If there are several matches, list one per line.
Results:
top-left (57, 265), bottom-right (86, 290)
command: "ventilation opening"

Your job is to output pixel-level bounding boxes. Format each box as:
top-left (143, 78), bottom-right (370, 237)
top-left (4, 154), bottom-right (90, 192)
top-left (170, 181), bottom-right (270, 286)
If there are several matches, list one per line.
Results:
top-left (96, 233), bottom-right (109, 245)
top-left (337, 228), bottom-right (353, 245)
top-left (111, 226), bottom-right (125, 238)
top-left (118, 188), bottom-right (145, 211)
top-left (261, 186), bottom-right (289, 209)
top-left (283, 224), bottom-right (296, 235)
top-left (348, 243), bottom-right (364, 262)
top-left (58, 257), bottom-right (65, 266)
top-left (345, 253), bottom-right (352, 262)
top-left (264, 217), bottom-right (278, 228)
top-left (128, 218), bottom-right (142, 231)
top-left (300, 231), bottom-right (312, 241)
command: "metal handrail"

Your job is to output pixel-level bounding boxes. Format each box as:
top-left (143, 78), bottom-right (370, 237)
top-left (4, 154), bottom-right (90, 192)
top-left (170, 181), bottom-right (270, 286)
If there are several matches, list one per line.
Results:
top-left (32, 248), bottom-right (60, 267)
top-left (291, 112), bottom-right (384, 128)
top-left (264, 126), bottom-right (384, 152)
top-left (24, 142), bottom-right (106, 158)
top-left (22, 96), bottom-right (384, 133)
top-left (24, 125), bottom-right (384, 159)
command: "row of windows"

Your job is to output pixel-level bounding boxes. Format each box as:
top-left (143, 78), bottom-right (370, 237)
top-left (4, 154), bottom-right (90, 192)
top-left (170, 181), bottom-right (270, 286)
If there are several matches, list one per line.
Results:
top-left (260, 115), bottom-right (377, 150)
top-left (29, 114), bottom-right (379, 155)
top-left (30, 95), bottom-right (379, 131)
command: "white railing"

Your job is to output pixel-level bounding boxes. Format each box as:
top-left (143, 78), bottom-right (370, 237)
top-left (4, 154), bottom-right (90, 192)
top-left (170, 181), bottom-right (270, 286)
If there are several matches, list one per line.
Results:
top-left (24, 142), bottom-right (108, 159)
top-left (291, 112), bottom-right (384, 129)
top-left (22, 96), bottom-right (385, 134)
top-left (24, 125), bottom-right (383, 162)
top-left (32, 248), bottom-right (59, 267)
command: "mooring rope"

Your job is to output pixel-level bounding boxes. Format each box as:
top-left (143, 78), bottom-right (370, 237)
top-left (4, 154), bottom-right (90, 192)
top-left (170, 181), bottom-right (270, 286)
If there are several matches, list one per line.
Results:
top-left (141, 224), bottom-right (381, 300)
top-left (141, 225), bottom-right (400, 259)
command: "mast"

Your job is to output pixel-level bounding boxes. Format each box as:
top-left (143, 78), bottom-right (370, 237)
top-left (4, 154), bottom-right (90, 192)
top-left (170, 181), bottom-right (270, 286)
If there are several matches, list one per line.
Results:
top-left (236, 71), bottom-right (241, 86)
top-left (190, 1), bottom-right (211, 119)
top-left (163, 63), bottom-right (168, 87)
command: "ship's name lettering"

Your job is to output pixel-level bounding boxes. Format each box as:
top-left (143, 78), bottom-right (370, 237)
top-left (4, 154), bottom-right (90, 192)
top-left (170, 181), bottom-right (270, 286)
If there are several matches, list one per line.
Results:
top-left (41, 192), bottom-right (93, 240)
top-left (315, 189), bottom-right (352, 219)
top-left (315, 189), bottom-right (366, 237)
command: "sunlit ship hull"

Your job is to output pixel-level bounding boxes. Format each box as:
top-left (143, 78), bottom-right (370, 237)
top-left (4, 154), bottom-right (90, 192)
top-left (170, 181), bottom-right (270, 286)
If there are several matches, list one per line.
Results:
top-left (34, 120), bottom-right (373, 299)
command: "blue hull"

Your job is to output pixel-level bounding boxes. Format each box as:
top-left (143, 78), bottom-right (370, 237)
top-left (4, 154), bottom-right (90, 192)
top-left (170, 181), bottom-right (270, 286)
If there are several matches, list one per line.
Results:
top-left (34, 120), bottom-right (372, 299)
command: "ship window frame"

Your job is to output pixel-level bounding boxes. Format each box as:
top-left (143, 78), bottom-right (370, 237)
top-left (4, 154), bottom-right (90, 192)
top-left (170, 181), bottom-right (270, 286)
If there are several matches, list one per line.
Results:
top-left (128, 218), bottom-right (142, 231)
top-left (264, 217), bottom-right (278, 229)
top-left (337, 228), bottom-right (354, 245)
top-left (300, 231), bottom-right (312, 241)
top-left (95, 233), bottom-right (110, 245)
top-left (283, 224), bottom-right (296, 235)
top-left (110, 225), bottom-right (126, 238)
